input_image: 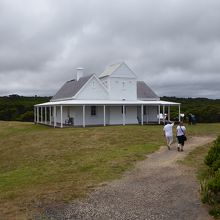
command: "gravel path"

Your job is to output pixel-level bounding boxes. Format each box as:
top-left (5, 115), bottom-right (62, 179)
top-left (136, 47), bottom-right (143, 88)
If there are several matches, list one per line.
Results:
top-left (38, 136), bottom-right (215, 220)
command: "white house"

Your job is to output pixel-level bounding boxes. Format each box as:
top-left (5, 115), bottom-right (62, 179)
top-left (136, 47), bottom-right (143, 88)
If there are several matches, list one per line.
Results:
top-left (34, 62), bottom-right (180, 128)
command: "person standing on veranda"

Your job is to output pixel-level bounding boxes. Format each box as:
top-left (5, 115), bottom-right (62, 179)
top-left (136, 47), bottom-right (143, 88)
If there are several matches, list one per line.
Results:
top-left (176, 121), bottom-right (187, 151)
top-left (163, 121), bottom-right (174, 150)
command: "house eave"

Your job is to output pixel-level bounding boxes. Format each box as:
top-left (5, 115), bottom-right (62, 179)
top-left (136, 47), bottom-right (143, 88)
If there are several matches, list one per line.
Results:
top-left (138, 97), bottom-right (160, 101)
top-left (50, 97), bottom-right (74, 102)
top-left (35, 99), bottom-right (180, 107)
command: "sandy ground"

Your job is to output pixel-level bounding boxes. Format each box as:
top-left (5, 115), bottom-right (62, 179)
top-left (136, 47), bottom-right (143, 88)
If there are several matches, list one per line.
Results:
top-left (36, 136), bottom-right (215, 220)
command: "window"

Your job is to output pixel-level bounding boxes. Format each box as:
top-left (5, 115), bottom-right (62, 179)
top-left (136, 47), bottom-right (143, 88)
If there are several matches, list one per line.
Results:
top-left (144, 106), bottom-right (146, 115)
top-left (91, 106), bottom-right (96, 116)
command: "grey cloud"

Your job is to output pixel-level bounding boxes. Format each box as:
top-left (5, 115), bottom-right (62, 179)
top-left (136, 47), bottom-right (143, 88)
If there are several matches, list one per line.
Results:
top-left (0, 0), bottom-right (220, 98)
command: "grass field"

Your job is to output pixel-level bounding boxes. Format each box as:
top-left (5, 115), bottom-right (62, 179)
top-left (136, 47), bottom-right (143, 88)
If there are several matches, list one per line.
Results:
top-left (0, 121), bottom-right (220, 219)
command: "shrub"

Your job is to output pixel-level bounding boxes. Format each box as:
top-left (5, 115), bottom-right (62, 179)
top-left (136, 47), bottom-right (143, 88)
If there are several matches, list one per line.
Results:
top-left (205, 136), bottom-right (220, 168)
top-left (201, 179), bottom-right (213, 204)
top-left (212, 158), bottom-right (220, 172)
top-left (201, 136), bottom-right (220, 218)
top-left (18, 111), bottom-right (34, 122)
top-left (208, 169), bottom-right (220, 194)
top-left (209, 207), bottom-right (220, 218)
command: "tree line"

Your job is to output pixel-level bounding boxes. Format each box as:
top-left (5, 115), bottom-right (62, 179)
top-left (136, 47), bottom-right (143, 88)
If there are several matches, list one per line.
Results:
top-left (0, 95), bottom-right (220, 123)
top-left (162, 96), bottom-right (220, 123)
top-left (0, 94), bottom-right (50, 122)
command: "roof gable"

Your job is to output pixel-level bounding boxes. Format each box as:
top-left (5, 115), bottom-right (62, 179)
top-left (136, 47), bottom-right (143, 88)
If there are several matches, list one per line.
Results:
top-left (99, 62), bottom-right (136, 79)
top-left (137, 81), bottom-right (159, 100)
top-left (51, 75), bottom-right (92, 101)
top-left (74, 75), bottom-right (109, 100)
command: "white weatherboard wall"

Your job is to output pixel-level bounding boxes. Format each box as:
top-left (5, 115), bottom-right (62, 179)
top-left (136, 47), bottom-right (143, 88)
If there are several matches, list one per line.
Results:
top-left (109, 106), bottom-right (123, 125)
top-left (66, 106), bottom-right (107, 126)
top-left (55, 106), bottom-right (138, 126)
top-left (125, 106), bottom-right (138, 124)
top-left (109, 106), bottom-right (137, 125)
top-left (108, 78), bottom-right (137, 100)
top-left (102, 63), bottom-right (137, 101)
top-left (137, 106), bottom-right (158, 123)
top-left (55, 106), bottom-right (80, 125)
top-left (84, 106), bottom-right (105, 126)
top-left (146, 106), bottom-right (158, 122)
top-left (72, 107), bottom-right (83, 126)
top-left (55, 107), bottom-right (62, 124)
top-left (104, 106), bottom-right (110, 125)
top-left (76, 77), bottom-right (108, 100)
top-left (100, 76), bottom-right (110, 90)
top-left (55, 107), bottom-right (74, 125)
top-left (111, 63), bottom-right (136, 79)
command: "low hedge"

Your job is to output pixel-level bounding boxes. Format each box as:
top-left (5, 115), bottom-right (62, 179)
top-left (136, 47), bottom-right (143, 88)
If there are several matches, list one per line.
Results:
top-left (202, 136), bottom-right (220, 218)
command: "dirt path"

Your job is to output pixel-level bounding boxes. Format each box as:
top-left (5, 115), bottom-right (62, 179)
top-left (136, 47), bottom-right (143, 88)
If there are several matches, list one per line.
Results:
top-left (38, 136), bottom-right (215, 220)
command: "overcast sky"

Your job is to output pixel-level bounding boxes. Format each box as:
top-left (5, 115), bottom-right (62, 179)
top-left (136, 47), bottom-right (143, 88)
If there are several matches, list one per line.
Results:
top-left (0, 0), bottom-right (220, 99)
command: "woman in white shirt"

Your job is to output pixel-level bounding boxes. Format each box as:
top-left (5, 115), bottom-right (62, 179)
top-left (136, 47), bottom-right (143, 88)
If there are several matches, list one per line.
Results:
top-left (176, 121), bottom-right (186, 151)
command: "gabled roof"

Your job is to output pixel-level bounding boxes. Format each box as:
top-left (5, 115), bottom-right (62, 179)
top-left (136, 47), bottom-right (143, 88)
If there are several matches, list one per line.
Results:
top-left (99, 62), bottom-right (122, 78)
top-left (51, 75), bottom-right (92, 101)
top-left (99, 62), bottom-right (137, 79)
top-left (73, 74), bottom-right (109, 99)
top-left (137, 81), bottom-right (159, 100)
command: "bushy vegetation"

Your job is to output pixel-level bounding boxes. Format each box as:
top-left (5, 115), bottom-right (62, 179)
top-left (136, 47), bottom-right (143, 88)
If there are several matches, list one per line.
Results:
top-left (0, 95), bottom-right (220, 123)
top-left (0, 94), bottom-right (50, 122)
top-left (205, 136), bottom-right (220, 171)
top-left (201, 136), bottom-right (220, 218)
top-left (162, 96), bottom-right (220, 123)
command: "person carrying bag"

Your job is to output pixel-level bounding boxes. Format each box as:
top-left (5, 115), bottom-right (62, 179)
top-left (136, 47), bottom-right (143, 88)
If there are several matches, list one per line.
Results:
top-left (176, 121), bottom-right (187, 151)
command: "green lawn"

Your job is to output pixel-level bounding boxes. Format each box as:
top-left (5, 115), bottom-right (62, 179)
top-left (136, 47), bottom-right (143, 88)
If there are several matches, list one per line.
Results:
top-left (0, 121), bottom-right (220, 219)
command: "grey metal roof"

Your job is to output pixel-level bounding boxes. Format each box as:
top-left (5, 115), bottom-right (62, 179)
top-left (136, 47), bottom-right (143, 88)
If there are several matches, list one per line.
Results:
top-left (51, 75), bottom-right (159, 101)
top-left (99, 62), bottom-right (122, 78)
top-left (51, 75), bottom-right (92, 101)
top-left (137, 81), bottom-right (159, 100)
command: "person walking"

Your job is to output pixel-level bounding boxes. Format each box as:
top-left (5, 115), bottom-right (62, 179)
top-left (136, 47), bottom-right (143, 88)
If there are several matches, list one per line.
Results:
top-left (176, 121), bottom-right (187, 151)
top-left (163, 121), bottom-right (174, 150)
